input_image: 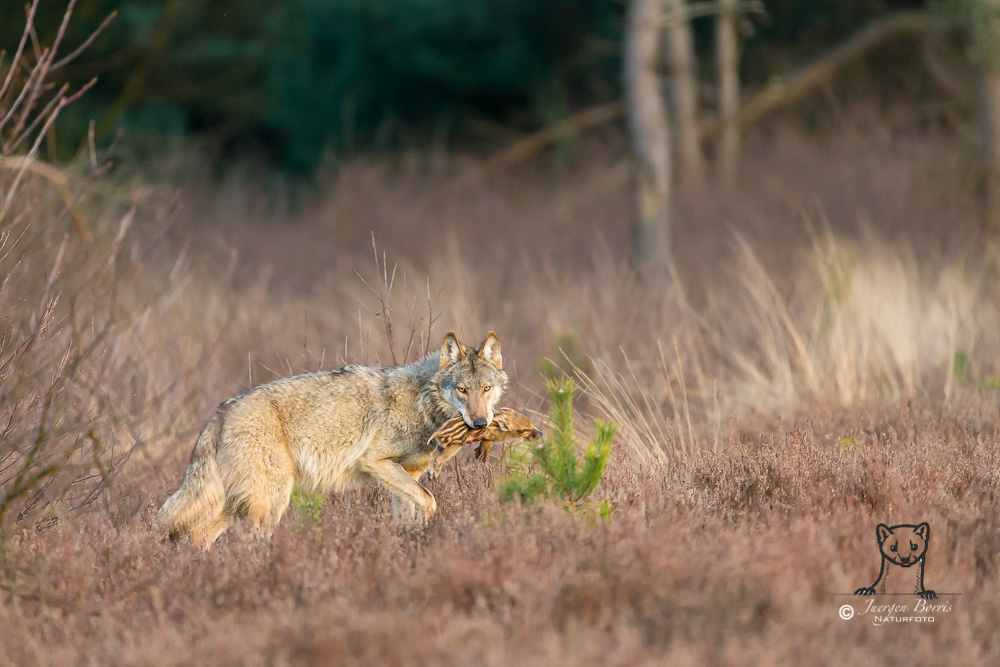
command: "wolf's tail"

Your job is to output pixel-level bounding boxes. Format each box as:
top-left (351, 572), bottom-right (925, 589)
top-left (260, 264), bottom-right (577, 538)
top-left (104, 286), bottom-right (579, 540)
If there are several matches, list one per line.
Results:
top-left (158, 412), bottom-right (226, 537)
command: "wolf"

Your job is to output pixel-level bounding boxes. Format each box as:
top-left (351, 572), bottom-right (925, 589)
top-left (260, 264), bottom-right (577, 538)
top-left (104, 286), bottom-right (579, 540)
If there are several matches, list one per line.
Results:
top-left (158, 331), bottom-right (508, 547)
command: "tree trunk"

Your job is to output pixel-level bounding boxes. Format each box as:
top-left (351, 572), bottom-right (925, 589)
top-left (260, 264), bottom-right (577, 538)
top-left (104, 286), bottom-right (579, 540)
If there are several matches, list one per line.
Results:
top-left (468, 11), bottom-right (949, 184)
top-left (624, 0), bottom-right (672, 271)
top-left (979, 71), bottom-right (1000, 231)
top-left (977, 0), bottom-right (1000, 232)
top-left (716, 0), bottom-right (740, 195)
top-left (664, 0), bottom-right (703, 197)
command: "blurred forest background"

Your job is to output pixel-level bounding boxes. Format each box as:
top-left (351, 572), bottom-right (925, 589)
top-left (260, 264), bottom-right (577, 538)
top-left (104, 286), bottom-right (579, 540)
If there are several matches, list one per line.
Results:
top-left (1, 0), bottom-right (939, 171)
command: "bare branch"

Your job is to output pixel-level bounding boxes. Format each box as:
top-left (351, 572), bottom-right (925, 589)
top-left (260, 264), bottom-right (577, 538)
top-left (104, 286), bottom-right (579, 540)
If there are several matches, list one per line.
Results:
top-left (371, 233), bottom-right (398, 365)
top-left (0, 0), bottom-right (40, 104)
top-left (52, 11), bottom-right (118, 71)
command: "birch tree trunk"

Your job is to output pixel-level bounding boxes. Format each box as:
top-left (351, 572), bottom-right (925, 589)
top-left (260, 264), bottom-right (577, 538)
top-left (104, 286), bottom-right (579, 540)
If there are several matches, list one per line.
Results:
top-left (979, 72), bottom-right (1000, 231)
top-left (665, 0), bottom-right (704, 197)
top-left (977, 0), bottom-right (1000, 232)
top-left (716, 0), bottom-right (740, 195)
top-left (625, 0), bottom-right (672, 271)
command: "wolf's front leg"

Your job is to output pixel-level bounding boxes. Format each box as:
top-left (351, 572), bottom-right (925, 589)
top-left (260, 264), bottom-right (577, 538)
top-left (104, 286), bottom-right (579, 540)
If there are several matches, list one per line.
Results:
top-left (363, 458), bottom-right (437, 523)
top-left (391, 492), bottom-right (418, 520)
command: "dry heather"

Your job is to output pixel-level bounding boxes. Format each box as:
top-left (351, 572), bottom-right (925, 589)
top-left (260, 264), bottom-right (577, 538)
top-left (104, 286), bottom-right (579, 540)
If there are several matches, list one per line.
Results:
top-left (2, 119), bottom-right (1000, 664)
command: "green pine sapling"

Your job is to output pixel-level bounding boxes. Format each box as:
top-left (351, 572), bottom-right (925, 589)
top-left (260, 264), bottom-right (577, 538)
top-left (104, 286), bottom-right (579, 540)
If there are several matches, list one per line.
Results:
top-left (501, 379), bottom-right (616, 505)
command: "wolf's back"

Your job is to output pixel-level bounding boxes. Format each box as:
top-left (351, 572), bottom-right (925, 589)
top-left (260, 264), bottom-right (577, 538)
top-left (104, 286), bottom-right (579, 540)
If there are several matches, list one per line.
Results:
top-left (158, 411), bottom-right (226, 535)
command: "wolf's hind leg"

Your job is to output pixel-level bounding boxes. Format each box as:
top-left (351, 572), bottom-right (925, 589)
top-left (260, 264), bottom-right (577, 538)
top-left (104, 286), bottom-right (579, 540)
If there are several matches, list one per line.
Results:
top-left (391, 492), bottom-right (417, 520)
top-left (217, 415), bottom-right (297, 541)
top-left (245, 473), bottom-right (295, 541)
top-left (219, 455), bottom-right (296, 541)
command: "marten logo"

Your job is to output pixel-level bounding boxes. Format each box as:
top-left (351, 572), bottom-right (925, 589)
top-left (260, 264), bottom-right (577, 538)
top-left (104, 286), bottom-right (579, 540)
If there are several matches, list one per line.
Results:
top-left (855, 522), bottom-right (936, 600)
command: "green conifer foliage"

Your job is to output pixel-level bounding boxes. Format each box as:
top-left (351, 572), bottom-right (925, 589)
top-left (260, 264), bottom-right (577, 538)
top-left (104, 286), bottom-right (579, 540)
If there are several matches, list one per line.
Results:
top-left (501, 379), bottom-right (615, 505)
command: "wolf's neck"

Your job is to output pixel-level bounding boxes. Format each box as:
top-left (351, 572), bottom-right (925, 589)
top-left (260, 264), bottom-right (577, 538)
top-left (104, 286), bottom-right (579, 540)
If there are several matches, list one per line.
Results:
top-left (409, 353), bottom-right (452, 425)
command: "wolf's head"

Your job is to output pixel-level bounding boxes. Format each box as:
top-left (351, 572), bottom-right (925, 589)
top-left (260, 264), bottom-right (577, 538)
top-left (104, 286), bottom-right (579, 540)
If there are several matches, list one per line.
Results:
top-left (436, 331), bottom-right (508, 428)
top-left (877, 522), bottom-right (929, 567)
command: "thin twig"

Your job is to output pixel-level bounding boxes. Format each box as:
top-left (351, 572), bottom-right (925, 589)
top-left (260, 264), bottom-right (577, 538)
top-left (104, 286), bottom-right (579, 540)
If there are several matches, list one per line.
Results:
top-left (425, 277), bottom-right (433, 355)
top-left (371, 233), bottom-right (398, 365)
top-left (51, 11), bottom-right (118, 71)
top-left (0, 0), bottom-right (40, 104)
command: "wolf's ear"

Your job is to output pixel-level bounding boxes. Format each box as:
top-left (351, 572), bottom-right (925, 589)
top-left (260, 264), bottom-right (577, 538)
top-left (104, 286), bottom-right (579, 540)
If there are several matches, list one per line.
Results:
top-left (876, 524), bottom-right (892, 545)
top-left (477, 331), bottom-right (502, 369)
top-left (914, 522), bottom-right (930, 542)
top-left (440, 331), bottom-right (465, 368)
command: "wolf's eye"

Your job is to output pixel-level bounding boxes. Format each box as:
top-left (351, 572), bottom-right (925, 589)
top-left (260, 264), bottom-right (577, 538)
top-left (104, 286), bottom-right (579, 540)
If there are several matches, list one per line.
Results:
top-left (911, 542), bottom-right (918, 551)
top-left (457, 386), bottom-right (467, 394)
top-left (890, 544), bottom-right (897, 552)
top-left (483, 385), bottom-right (492, 393)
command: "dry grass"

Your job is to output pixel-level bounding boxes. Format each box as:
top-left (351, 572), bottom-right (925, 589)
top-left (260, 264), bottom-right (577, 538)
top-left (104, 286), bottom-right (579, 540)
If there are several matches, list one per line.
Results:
top-left (2, 402), bottom-right (998, 664)
top-left (2, 113), bottom-right (1000, 664)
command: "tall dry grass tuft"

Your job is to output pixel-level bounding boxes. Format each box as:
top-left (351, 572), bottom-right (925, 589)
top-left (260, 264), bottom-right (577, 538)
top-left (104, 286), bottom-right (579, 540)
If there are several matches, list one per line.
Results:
top-left (572, 344), bottom-right (706, 468)
top-left (720, 227), bottom-right (994, 411)
top-left (579, 227), bottom-right (1000, 465)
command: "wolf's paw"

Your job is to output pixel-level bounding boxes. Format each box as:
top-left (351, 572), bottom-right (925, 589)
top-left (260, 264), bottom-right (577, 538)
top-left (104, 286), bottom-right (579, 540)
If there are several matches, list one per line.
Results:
top-left (854, 587), bottom-right (876, 596)
top-left (419, 492), bottom-right (437, 525)
top-left (390, 493), bottom-right (417, 521)
top-left (918, 590), bottom-right (937, 600)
